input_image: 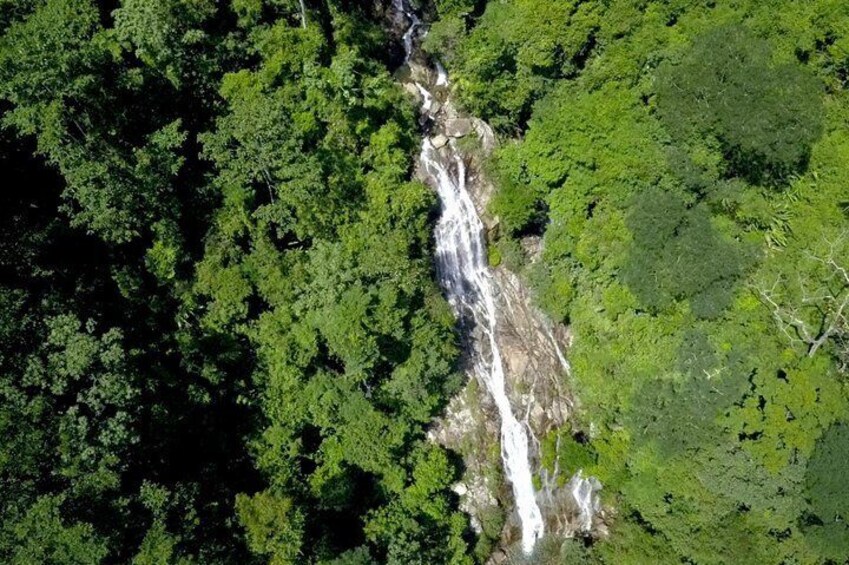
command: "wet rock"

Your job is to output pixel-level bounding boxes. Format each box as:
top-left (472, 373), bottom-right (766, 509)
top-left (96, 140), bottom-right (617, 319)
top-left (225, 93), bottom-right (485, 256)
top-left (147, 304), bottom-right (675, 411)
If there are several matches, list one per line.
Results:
top-left (568, 472), bottom-right (604, 532)
top-left (487, 549), bottom-right (508, 565)
top-left (529, 402), bottom-right (546, 431)
top-left (431, 134), bottom-right (449, 149)
top-left (393, 64), bottom-right (412, 83)
top-left (394, 0), bottom-right (607, 549)
top-left (503, 346), bottom-right (530, 380)
top-left (445, 118), bottom-right (473, 138)
top-left (483, 214), bottom-right (500, 234)
top-left (538, 468), bottom-right (606, 538)
top-left (428, 381), bottom-right (502, 538)
top-left (441, 99), bottom-right (461, 120)
top-left (465, 171), bottom-right (494, 216)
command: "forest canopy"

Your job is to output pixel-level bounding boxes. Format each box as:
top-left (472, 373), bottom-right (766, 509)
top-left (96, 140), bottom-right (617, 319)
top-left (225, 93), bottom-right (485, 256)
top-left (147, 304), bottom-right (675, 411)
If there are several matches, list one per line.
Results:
top-left (0, 1), bottom-right (468, 563)
top-left (428, 0), bottom-right (849, 562)
top-left (2, 0), bottom-right (849, 564)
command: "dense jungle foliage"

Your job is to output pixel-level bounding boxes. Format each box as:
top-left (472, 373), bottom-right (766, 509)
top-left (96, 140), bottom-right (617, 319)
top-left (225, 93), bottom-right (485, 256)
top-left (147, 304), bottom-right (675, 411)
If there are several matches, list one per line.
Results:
top-left (427, 0), bottom-right (849, 562)
top-left (2, 0), bottom-right (849, 563)
top-left (0, 1), bottom-right (470, 563)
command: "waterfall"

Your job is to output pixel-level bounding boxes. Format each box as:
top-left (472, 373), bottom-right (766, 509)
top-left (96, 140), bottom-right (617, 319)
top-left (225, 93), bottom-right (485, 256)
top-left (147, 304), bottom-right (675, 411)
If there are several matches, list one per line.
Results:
top-left (394, 1), bottom-right (545, 554)
top-left (422, 141), bottom-right (546, 554)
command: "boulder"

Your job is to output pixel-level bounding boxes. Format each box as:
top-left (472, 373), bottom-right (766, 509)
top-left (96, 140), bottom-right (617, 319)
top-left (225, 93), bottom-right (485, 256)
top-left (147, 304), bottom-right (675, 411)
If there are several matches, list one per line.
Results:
top-left (431, 134), bottom-right (449, 149)
top-left (393, 64), bottom-right (412, 83)
top-left (444, 118), bottom-right (473, 138)
top-left (407, 61), bottom-right (431, 84)
top-left (520, 235), bottom-right (543, 264)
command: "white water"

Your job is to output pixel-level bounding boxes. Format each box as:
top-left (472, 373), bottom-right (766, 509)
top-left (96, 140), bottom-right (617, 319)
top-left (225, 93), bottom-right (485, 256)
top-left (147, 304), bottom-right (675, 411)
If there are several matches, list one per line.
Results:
top-left (422, 141), bottom-right (545, 554)
top-left (393, 0), bottom-right (420, 60)
top-left (394, 1), bottom-right (545, 554)
top-left (435, 61), bottom-right (449, 86)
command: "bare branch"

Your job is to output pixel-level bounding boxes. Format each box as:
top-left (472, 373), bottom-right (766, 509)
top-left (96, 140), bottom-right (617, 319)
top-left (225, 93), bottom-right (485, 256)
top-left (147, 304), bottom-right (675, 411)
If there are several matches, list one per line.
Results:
top-left (759, 231), bottom-right (849, 360)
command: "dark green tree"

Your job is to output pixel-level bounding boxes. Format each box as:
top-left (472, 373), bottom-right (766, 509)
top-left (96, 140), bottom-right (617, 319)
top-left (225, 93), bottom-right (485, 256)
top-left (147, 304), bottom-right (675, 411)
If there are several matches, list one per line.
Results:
top-left (192, 4), bottom-right (471, 561)
top-left (623, 188), bottom-right (750, 318)
top-left (657, 24), bottom-right (824, 184)
top-left (805, 422), bottom-right (849, 558)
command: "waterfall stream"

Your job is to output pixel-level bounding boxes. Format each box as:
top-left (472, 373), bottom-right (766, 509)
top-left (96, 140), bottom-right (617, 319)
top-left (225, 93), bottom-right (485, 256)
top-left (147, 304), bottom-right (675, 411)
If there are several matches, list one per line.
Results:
top-left (394, 1), bottom-right (545, 554)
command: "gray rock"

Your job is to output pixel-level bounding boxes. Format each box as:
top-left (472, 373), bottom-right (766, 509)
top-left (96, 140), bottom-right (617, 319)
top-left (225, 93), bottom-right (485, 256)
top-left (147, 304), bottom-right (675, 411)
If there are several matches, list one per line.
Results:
top-left (520, 235), bottom-right (543, 264)
top-left (402, 82), bottom-right (422, 102)
top-left (431, 134), bottom-right (449, 149)
top-left (472, 118), bottom-right (498, 153)
top-left (407, 61), bottom-right (431, 84)
top-left (530, 402), bottom-right (546, 431)
top-left (444, 118), bottom-right (473, 138)
top-left (392, 65), bottom-right (411, 82)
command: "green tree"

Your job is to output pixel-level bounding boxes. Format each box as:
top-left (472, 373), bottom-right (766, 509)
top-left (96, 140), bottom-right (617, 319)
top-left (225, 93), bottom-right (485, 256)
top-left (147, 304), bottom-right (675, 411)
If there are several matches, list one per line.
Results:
top-left (113, 0), bottom-right (218, 87)
top-left (2, 496), bottom-right (107, 565)
top-left (0, 0), bottom-right (192, 244)
top-left (441, 0), bottom-right (849, 563)
top-left (450, 0), bottom-right (601, 130)
top-left (22, 314), bottom-right (141, 496)
top-left (623, 189), bottom-right (750, 318)
top-left (235, 491), bottom-right (304, 565)
top-left (194, 5), bottom-right (469, 562)
top-left (657, 24), bottom-right (824, 183)
top-left (627, 366), bottom-right (747, 457)
top-left (805, 422), bottom-right (849, 558)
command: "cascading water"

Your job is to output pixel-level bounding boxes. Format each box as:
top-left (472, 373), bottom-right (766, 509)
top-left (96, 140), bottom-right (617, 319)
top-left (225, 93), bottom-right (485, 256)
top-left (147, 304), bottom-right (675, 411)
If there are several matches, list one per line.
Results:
top-left (394, 1), bottom-right (545, 554)
top-left (423, 142), bottom-right (546, 554)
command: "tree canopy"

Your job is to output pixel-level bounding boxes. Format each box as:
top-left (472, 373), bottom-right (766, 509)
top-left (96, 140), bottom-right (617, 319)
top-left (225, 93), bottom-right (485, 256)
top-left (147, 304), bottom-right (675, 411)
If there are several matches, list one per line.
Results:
top-left (2, 0), bottom-right (849, 563)
top-left (0, 0), bottom-right (469, 562)
top-left (432, 0), bottom-right (849, 562)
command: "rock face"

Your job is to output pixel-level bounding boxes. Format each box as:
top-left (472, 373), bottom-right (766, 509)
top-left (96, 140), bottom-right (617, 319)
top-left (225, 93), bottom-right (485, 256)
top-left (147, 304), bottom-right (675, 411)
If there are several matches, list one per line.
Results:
top-left (462, 146), bottom-right (608, 547)
top-left (444, 117), bottom-right (474, 137)
top-left (490, 267), bottom-right (573, 435)
top-left (427, 383), bottom-right (501, 534)
top-left (409, 78), bottom-right (576, 441)
top-left (539, 469), bottom-right (607, 541)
